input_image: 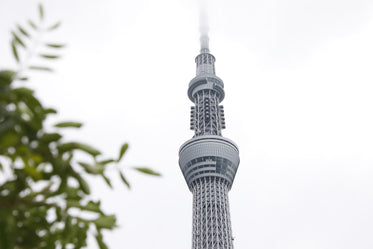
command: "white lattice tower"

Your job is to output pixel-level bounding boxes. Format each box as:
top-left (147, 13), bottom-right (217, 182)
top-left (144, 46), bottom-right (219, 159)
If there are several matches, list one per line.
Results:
top-left (179, 43), bottom-right (240, 249)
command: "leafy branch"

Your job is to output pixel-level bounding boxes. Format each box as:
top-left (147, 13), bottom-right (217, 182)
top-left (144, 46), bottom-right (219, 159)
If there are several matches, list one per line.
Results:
top-left (10, 3), bottom-right (64, 80)
top-left (0, 3), bottom-right (160, 249)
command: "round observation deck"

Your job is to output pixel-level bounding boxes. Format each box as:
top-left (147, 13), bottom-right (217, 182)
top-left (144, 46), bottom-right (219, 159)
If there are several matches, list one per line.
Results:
top-left (179, 135), bottom-right (240, 190)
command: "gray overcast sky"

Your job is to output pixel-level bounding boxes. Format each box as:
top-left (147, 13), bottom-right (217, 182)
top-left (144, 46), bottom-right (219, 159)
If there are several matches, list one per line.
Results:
top-left (1, 0), bottom-right (373, 248)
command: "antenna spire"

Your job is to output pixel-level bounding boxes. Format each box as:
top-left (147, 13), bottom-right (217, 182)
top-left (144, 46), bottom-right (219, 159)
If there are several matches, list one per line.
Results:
top-left (200, 34), bottom-right (210, 53)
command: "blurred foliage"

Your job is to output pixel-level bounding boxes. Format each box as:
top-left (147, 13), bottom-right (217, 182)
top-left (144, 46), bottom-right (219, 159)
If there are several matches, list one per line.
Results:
top-left (0, 4), bottom-right (160, 249)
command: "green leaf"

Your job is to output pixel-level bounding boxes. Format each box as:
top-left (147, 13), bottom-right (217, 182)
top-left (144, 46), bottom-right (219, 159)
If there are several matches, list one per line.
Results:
top-left (58, 142), bottom-right (101, 156)
top-left (0, 133), bottom-right (19, 148)
top-left (78, 162), bottom-right (95, 172)
top-left (30, 154), bottom-right (43, 164)
top-left (24, 164), bottom-right (42, 180)
top-left (28, 20), bottom-right (38, 30)
top-left (39, 54), bottom-right (60, 59)
top-left (12, 87), bottom-right (34, 95)
top-left (29, 66), bottom-right (53, 72)
top-left (12, 31), bottom-right (25, 47)
top-left (54, 122), bottom-right (82, 128)
top-left (119, 171), bottom-right (130, 189)
top-left (65, 187), bottom-right (80, 200)
top-left (17, 25), bottom-right (29, 37)
top-left (98, 159), bottom-right (115, 165)
top-left (66, 199), bottom-right (104, 215)
top-left (17, 77), bottom-right (28, 81)
top-left (48, 22), bottom-right (61, 31)
top-left (93, 215), bottom-right (116, 229)
top-left (0, 70), bottom-right (15, 85)
top-left (11, 41), bottom-right (19, 62)
top-left (40, 133), bottom-right (62, 143)
top-left (95, 232), bottom-right (109, 249)
top-left (66, 199), bottom-right (81, 209)
top-left (78, 162), bottom-right (104, 175)
top-left (43, 108), bottom-right (57, 114)
top-left (117, 143), bottom-right (128, 162)
top-left (12, 87), bottom-right (45, 125)
top-left (39, 3), bottom-right (44, 20)
top-left (102, 174), bottom-right (112, 188)
top-left (46, 43), bottom-right (65, 48)
top-left (76, 175), bottom-right (90, 194)
top-left (84, 201), bottom-right (103, 214)
top-left (133, 167), bottom-right (161, 176)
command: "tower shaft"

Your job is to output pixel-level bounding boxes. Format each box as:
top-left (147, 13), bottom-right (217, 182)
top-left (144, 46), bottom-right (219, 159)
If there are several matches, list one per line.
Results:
top-left (192, 177), bottom-right (233, 249)
top-left (191, 89), bottom-right (224, 136)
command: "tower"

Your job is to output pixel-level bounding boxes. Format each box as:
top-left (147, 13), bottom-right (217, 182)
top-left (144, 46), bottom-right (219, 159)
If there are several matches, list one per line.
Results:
top-left (179, 35), bottom-right (240, 249)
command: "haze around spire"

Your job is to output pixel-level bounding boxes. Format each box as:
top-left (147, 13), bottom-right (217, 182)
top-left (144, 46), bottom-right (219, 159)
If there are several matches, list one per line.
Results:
top-left (199, 0), bottom-right (210, 52)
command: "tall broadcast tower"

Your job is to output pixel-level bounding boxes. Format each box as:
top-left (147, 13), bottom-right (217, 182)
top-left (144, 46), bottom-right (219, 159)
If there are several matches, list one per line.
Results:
top-left (179, 34), bottom-right (240, 249)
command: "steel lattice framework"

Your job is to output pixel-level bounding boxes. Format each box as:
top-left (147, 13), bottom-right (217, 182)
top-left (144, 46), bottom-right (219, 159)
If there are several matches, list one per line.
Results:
top-left (191, 177), bottom-right (233, 249)
top-left (179, 39), bottom-right (240, 249)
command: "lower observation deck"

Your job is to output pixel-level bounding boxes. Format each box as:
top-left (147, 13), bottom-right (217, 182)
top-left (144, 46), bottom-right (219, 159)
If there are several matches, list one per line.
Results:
top-left (179, 135), bottom-right (240, 190)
